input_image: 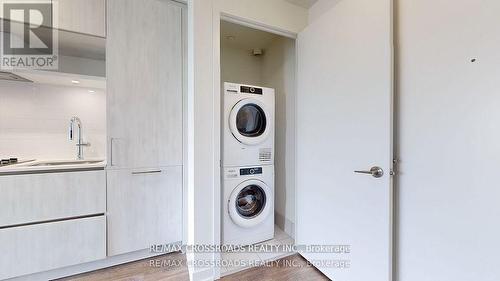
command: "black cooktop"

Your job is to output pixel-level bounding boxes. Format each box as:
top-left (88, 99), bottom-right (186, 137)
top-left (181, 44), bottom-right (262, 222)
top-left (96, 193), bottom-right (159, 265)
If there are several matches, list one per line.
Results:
top-left (0, 158), bottom-right (19, 167)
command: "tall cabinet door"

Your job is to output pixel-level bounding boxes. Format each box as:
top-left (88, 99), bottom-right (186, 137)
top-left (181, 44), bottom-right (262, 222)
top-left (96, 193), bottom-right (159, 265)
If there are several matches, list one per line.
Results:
top-left (107, 0), bottom-right (183, 169)
top-left (106, 0), bottom-right (184, 256)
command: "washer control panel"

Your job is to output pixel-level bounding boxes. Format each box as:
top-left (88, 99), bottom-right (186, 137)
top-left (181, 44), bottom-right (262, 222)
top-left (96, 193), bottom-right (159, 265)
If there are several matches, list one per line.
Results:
top-left (224, 166), bottom-right (265, 179)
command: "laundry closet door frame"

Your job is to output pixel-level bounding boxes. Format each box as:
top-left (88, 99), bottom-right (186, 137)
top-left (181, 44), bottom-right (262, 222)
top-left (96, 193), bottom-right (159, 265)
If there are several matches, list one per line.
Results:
top-left (210, 11), bottom-right (298, 280)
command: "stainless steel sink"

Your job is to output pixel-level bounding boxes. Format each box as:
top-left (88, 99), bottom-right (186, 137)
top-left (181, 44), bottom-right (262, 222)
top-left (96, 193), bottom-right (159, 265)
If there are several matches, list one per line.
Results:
top-left (26, 160), bottom-right (103, 167)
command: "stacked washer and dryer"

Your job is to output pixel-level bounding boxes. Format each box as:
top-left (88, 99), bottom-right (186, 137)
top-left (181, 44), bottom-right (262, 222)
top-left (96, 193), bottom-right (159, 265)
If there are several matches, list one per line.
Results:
top-left (222, 82), bottom-right (275, 246)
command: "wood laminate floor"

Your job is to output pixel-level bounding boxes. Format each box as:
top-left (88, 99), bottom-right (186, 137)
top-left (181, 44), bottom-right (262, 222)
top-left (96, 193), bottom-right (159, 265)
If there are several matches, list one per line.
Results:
top-left (221, 226), bottom-right (295, 276)
top-left (59, 253), bottom-right (329, 281)
top-left (221, 254), bottom-right (329, 281)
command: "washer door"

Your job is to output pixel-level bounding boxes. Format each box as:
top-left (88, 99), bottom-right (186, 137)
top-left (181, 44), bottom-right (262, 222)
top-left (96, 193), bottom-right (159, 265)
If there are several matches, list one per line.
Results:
top-left (229, 99), bottom-right (270, 145)
top-left (228, 179), bottom-right (272, 228)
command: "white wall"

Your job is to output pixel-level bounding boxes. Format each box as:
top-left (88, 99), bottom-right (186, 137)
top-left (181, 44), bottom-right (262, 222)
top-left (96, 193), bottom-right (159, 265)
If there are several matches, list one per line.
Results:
top-left (218, 0), bottom-right (308, 33)
top-left (187, 0), bottom-right (217, 279)
top-left (261, 37), bottom-right (296, 237)
top-left (397, 0), bottom-right (500, 280)
top-left (0, 81), bottom-right (106, 160)
top-left (308, 0), bottom-right (341, 23)
top-left (221, 43), bottom-right (263, 85)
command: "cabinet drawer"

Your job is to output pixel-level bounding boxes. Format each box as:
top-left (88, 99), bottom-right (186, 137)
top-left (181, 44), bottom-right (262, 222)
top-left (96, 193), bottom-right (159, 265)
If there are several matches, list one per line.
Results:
top-left (0, 170), bottom-right (106, 227)
top-left (0, 216), bottom-right (106, 280)
top-left (107, 166), bottom-right (182, 256)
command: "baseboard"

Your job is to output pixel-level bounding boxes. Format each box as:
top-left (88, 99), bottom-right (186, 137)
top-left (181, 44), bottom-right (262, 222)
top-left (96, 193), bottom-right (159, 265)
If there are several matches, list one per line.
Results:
top-left (275, 211), bottom-right (295, 239)
top-left (6, 249), bottom-right (176, 281)
top-left (189, 266), bottom-right (215, 281)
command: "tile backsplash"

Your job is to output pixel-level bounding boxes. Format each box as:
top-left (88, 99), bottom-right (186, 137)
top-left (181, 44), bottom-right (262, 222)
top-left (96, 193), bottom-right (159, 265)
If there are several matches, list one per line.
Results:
top-left (0, 80), bottom-right (106, 160)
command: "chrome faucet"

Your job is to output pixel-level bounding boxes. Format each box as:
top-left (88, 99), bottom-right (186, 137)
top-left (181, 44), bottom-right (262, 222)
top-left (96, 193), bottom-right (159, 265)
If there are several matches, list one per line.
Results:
top-left (69, 116), bottom-right (91, 160)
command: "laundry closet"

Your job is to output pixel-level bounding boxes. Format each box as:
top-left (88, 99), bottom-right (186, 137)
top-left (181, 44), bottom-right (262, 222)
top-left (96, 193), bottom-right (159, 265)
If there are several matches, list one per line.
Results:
top-left (219, 20), bottom-right (297, 275)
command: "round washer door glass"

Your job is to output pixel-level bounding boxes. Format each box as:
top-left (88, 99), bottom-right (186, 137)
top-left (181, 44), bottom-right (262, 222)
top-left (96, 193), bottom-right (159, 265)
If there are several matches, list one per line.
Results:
top-left (236, 184), bottom-right (266, 218)
top-left (236, 104), bottom-right (267, 137)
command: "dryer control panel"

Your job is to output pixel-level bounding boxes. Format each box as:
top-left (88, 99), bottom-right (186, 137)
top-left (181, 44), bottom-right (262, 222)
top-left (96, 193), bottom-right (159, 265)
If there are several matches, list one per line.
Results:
top-left (224, 82), bottom-right (264, 95)
top-left (240, 167), bottom-right (262, 176)
top-left (240, 86), bottom-right (263, 95)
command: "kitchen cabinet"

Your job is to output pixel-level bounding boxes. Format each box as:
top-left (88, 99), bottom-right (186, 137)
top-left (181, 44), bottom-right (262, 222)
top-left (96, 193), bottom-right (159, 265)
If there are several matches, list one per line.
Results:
top-left (106, 166), bottom-right (182, 256)
top-left (106, 0), bottom-right (184, 257)
top-left (0, 170), bottom-right (106, 227)
top-left (107, 0), bottom-right (183, 169)
top-left (0, 169), bottom-right (106, 278)
top-left (52, 0), bottom-right (106, 37)
top-left (0, 216), bottom-right (106, 280)
top-left (1, 0), bottom-right (105, 37)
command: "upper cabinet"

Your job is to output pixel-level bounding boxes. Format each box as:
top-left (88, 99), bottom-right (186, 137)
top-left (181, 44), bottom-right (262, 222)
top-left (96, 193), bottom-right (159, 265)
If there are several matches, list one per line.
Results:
top-left (1, 0), bottom-right (105, 37)
top-left (107, 0), bottom-right (183, 169)
top-left (52, 0), bottom-right (106, 37)
top-left (1, 0), bottom-right (106, 76)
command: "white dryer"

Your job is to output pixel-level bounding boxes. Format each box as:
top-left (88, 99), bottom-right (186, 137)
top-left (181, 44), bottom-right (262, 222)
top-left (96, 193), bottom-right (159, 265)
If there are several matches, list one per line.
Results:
top-left (222, 165), bottom-right (274, 245)
top-left (223, 82), bottom-right (275, 167)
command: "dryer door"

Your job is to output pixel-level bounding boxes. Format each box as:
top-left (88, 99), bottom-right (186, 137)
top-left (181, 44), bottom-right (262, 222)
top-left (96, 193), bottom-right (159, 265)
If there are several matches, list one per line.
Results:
top-left (228, 179), bottom-right (272, 228)
top-left (229, 99), bottom-right (270, 145)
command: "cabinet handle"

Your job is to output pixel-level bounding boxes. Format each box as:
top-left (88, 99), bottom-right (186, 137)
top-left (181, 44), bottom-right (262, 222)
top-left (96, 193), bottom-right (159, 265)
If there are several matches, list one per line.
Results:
top-left (131, 170), bottom-right (162, 175)
top-left (110, 138), bottom-right (115, 166)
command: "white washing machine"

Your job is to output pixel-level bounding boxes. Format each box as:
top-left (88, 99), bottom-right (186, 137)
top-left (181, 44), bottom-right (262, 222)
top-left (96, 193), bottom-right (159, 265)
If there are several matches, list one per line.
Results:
top-left (223, 82), bottom-right (275, 167)
top-left (222, 165), bottom-right (274, 245)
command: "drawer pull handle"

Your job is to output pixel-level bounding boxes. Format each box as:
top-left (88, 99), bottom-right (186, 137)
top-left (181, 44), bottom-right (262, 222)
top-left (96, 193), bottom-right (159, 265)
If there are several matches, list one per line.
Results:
top-left (131, 170), bottom-right (162, 175)
top-left (110, 138), bottom-right (115, 166)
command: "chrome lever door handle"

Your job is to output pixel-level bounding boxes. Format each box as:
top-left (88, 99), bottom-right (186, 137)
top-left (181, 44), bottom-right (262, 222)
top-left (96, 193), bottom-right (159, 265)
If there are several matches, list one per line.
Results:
top-left (354, 166), bottom-right (384, 178)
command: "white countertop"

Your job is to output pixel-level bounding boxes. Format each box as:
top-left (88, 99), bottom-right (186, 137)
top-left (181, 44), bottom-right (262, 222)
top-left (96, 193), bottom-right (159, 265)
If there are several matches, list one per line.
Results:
top-left (0, 159), bottom-right (106, 175)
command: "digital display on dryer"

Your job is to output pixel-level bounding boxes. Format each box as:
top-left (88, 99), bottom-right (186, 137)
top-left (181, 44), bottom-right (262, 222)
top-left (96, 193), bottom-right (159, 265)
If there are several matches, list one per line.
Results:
top-left (240, 86), bottom-right (263, 95)
top-left (240, 167), bottom-right (263, 176)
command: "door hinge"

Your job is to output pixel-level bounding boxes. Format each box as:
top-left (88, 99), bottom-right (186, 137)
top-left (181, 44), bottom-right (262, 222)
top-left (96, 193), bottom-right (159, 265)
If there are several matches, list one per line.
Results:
top-left (390, 158), bottom-right (399, 176)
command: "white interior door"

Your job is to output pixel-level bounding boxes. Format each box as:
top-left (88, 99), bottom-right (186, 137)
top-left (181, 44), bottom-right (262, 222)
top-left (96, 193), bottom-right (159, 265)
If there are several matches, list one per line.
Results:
top-left (296, 0), bottom-right (393, 280)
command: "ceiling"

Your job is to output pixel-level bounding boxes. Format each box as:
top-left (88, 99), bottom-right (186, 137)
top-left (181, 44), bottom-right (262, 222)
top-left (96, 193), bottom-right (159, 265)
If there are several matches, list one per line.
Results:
top-left (220, 21), bottom-right (281, 51)
top-left (285, 0), bottom-right (319, 8)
